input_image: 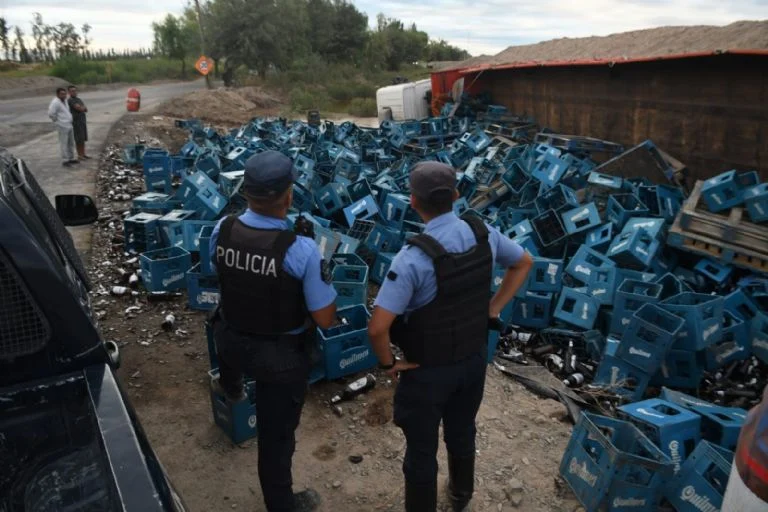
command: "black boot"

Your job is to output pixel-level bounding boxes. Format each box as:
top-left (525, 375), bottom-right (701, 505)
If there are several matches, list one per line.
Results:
top-left (292, 488), bottom-right (321, 512)
top-left (447, 454), bottom-right (475, 512)
top-left (405, 481), bottom-right (437, 512)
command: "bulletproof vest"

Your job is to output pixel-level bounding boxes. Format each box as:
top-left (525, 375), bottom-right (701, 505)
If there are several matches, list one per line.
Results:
top-left (215, 216), bottom-right (307, 335)
top-left (391, 215), bottom-right (493, 366)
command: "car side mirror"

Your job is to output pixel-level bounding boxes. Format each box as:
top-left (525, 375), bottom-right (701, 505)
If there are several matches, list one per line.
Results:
top-left (55, 194), bottom-right (98, 226)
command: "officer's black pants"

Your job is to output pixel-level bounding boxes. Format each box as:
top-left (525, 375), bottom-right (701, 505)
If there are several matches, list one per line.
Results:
top-left (215, 322), bottom-right (310, 512)
top-left (393, 352), bottom-right (487, 487)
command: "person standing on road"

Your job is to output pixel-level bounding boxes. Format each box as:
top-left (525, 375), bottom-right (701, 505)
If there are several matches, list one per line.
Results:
top-left (48, 87), bottom-right (78, 167)
top-left (208, 150), bottom-right (337, 512)
top-left (67, 85), bottom-right (90, 160)
top-left (368, 161), bottom-right (533, 512)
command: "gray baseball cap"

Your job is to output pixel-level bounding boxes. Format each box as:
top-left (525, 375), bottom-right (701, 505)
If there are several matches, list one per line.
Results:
top-left (242, 150), bottom-right (297, 198)
top-left (409, 161), bottom-right (457, 198)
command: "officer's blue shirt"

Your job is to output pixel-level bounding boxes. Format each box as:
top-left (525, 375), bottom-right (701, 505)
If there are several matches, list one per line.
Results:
top-left (209, 209), bottom-right (337, 316)
top-left (374, 212), bottom-right (525, 315)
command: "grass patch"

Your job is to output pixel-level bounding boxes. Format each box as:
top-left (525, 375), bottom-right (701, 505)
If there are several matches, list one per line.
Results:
top-left (0, 57), bottom-right (196, 84)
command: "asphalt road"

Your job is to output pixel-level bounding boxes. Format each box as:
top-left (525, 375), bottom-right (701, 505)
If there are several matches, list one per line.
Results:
top-left (0, 79), bottom-right (204, 252)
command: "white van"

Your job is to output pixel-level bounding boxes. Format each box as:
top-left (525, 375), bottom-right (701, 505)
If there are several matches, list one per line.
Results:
top-left (375, 79), bottom-right (431, 122)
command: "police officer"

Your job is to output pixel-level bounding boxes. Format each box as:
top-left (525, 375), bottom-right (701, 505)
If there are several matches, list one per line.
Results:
top-left (368, 161), bottom-right (533, 511)
top-left (209, 150), bottom-right (337, 512)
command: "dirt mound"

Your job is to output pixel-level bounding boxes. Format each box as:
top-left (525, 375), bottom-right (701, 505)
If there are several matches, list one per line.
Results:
top-left (491, 20), bottom-right (768, 65)
top-left (158, 86), bottom-right (283, 125)
top-left (0, 75), bottom-right (71, 100)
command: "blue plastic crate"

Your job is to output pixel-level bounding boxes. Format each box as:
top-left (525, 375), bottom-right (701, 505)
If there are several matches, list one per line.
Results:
top-left (593, 354), bottom-right (651, 402)
top-left (459, 129), bottom-right (492, 153)
top-left (618, 399), bottom-right (702, 475)
top-left (315, 182), bottom-right (351, 217)
top-left (693, 404), bottom-right (747, 451)
top-left (750, 311), bottom-right (768, 364)
top-left (198, 225), bottom-right (215, 275)
top-left (706, 311), bottom-right (750, 370)
top-left (186, 263), bottom-right (220, 311)
top-left (194, 150), bottom-right (222, 180)
top-left (653, 349), bottom-right (707, 390)
top-left (292, 182), bottom-right (316, 212)
top-left (182, 220), bottom-right (216, 252)
top-left (139, 246), bottom-right (192, 292)
top-left (364, 223), bottom-right (404, 255)
top-left (158, 209), bottom-right (197, 248)
top-left (701, 170), bottom-right (742, 213)
top-left (606, 194), bottom-right (650, 229)
top-left (561, 203), bottom-right (601, 236)
top-left (511, 291), bottom-right (553, 329)
top-left (607, 229), bottom-right (661, 270)
top-left (611, 280), bottom-right (663, 335)
top-left (123, 143), bottom-right (146, 165)
top-left (656, 185), bottom-right (684, 223)
top-left (329, 254), bottom-right (368, 308)
top-left (661, 292), bottom-right (725, 351)
top-left (554, 288), bottom-right (600, 329)
top-left (566, 246), bottom-right (616, 285)
top-left (659, 388), bottom-right (720, 413)
top-left (663, 441), bottom-right (733, 512)
top-left (336, 233), bottom-right (361, 255)
top-left (531, 147), bottom-right (569, 188)
top-left (532, 209), bottom-right (567, 248)
top-left (744, 183), bottom-right (768, 223)
top-left (534, 184), bottom-right (579, 213)
top-left (346, 179), bottom-right (373, 203)
top-left (617, 268), bottom-right (657, 286)
top-left (616, 303), bottom-right (685, 376)
top-left (132, 192), bottom-right (178, 215)
top-left (317, 305), bottom-right (377, 380)
top-left (586, 266), bottom-right (618, 306)
top-left (621, 217), bottom-right (666, 241)
top-left (380, 193), bottom-right (411, 229)
top-left (209, 368), bottom-right (257, 444)
top-left (655, 273), bottom-right (690, 300)
top-left (314, 226), bottom-right (341, 261)
top-left (517, 179), bottom-right (542, 209)
top-left (528, 258), bottom-right (564, 293)
top-left (559, 412), bottom-right (673, 512)
top-left (218, 170), bottom-right (244, 197)
top-left (505, 219), bottom-right (535, 240)
top-left (513, 235), bottom-right (539, 257)
top-left (123, 212), bottom-right (163, 254)
top-left (371, 252), bottom-right (396, 285)
top-left (693, 258), bottom-right (733, 286)
top-left (585, 223), bottom-right (614, 252)
top-left (501, 161), bottom-right (530, 194)
top-left (724, 289), bottom-right (760, 323)
top-left (343, 195), bottom-right (380, 228)
top-left (143, 149), bottom-right (172, 194)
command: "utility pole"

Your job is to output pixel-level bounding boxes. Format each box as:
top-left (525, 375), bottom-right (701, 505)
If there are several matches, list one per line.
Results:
top-left (193, 0), bottom-right (212, 89)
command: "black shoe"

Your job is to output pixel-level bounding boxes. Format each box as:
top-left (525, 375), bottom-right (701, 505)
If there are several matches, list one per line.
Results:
top-left (447, 455), bottom-right (475, 512)
top-left (81, 155), bottom-right (92, 159)
top-left (292, 488), bottom-right (321, 512)
top-left (405, 481), bottom-right (437, 512)
top-left (62, 161), bottom-right (73, 167)
top-left (68, 159), bottom-right (80, 164)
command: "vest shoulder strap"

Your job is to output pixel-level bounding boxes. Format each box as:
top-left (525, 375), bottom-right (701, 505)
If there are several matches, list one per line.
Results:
top-left (461, 214), bottom-right (489, 243)
top-left (272, 230), bottom-right (298, 260)
top-left (408, 233), bottom-right (447, 261)
top-left (218, 215), bottom-right (239, 244)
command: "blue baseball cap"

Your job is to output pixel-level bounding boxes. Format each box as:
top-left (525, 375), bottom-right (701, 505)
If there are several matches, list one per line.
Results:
top-left (242, 150), bottom-right (297, 198)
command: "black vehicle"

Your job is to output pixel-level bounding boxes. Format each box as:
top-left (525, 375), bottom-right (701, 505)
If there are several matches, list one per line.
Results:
top-left (0, 149), bottom-right (186, 511)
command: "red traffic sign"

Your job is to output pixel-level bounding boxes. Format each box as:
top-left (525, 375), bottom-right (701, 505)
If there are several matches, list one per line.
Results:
top-left (195, 55), bottom-right (213, 76)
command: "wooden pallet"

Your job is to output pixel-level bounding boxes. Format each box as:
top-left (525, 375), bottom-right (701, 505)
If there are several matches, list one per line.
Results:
top-left (678, 180), bottom-right (768, 254)
top-left (668, 183), bottom-right (768, 274)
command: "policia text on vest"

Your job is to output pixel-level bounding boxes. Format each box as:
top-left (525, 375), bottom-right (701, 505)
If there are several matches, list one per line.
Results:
top-left (216, 245), bottom-right (278, 277)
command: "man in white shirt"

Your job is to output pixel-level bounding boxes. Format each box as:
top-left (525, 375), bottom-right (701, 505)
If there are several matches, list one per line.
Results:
top-left (48, 87), bottom-right (78, 167)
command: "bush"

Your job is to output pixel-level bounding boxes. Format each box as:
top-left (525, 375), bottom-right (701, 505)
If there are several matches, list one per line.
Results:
top-left (48, 56), bottom-right (190, 85)
top-left (289, 87), bottom-right (329, 111)
top-left (347, 97), bottom-right (377, 117)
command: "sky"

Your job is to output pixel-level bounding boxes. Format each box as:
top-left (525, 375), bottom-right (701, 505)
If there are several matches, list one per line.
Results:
top-left (1, 0), bottom-right (766, 57)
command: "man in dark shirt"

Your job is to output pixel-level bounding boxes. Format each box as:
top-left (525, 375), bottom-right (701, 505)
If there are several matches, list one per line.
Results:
top-left (67, 86), bottom-right (90, 160)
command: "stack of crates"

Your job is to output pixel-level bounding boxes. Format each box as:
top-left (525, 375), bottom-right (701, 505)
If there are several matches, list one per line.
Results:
top-left (124, 212), bottom-right (163, 254)
top-left (143, 148), bottom-right (172, 194)
top-left (316, 305), bottom-right (377, 380)
top-left (329, 254), bottom-right (368, 308)
top-left (663, 441), bottom-right (734, 512)
top-left (187, 224), bottom-right (220, 311)
top-left (559, 412), bottom-right (673, 512)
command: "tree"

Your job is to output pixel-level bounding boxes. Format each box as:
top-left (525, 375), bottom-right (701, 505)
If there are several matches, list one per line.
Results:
top-left (0, 18), bottom-right (10, 61)
top-left (15, 27), bottom-right (31, 63)
top-left (152, 14), bottom-right (189, 77)
top-left (425, 39), bottom-right (470, 62)
top-left (81, 23), bottom-right (91, 54)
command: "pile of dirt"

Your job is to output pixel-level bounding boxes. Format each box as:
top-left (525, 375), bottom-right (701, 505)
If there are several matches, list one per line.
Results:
top-left (158, 86), bottom-right (283, 125)
top-left (490, 20), bottom-right (768, 65)
top-left (0, 75), bottom-right (71, 100)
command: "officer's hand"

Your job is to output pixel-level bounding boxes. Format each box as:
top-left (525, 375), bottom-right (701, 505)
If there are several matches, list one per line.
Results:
top-left (386, 359), bottom-right (420, 379)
